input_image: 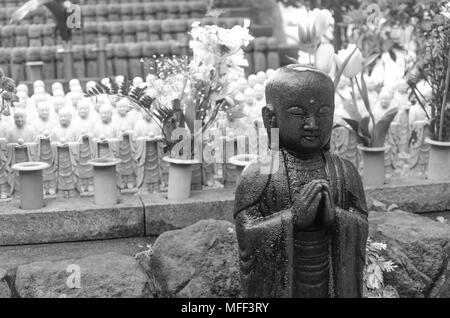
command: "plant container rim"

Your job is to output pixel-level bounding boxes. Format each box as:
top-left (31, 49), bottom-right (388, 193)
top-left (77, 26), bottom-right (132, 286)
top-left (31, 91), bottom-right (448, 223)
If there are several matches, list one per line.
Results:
top-left (12, 161), bottom-right (49, 171)
top-left (163, 156), bottom-right (200, 165)
top-left (425, 138), bottom-right (450, 148)
top-left (88, 158), bottom-right (121, 167)
top-left (357, 144), bottom-right (390, 152)
top-left (229, 154), bottom-right (259, 167)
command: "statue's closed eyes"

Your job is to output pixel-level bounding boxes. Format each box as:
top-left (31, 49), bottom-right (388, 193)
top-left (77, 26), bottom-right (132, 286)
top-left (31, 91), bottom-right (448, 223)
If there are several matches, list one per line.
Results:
top-left (234, 65), bottom-right (368, 298)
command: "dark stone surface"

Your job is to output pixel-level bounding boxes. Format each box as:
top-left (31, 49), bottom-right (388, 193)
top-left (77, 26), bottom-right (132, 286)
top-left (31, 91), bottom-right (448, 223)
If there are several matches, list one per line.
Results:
top-left (0, 267), bottom-right (10, 298)
top-left (0, 237), bottom-right (154, 270)
top-left (146, 219), bottom-right (241, 298)
top-left (15, 252), bottom-right (152, 298)
top-left (369, 210), bottom-right (450, 298)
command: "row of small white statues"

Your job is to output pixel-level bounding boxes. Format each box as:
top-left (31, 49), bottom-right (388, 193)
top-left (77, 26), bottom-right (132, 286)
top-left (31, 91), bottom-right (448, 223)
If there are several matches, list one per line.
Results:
top-left (0, 69), bottom-right (272, 144)
top-left (0, 66), bottom-right (432, 201)
top-left (0, 71), bottom-right (273, 201)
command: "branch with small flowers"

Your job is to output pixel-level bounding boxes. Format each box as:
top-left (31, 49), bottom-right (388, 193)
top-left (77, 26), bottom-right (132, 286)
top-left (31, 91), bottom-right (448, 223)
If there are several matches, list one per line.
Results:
top-left (364, 238), bottom-right (397, 297)
top-left (0, 67), bottom-right (19, 116)
top-left (87, 21), bottom-right (254, 154)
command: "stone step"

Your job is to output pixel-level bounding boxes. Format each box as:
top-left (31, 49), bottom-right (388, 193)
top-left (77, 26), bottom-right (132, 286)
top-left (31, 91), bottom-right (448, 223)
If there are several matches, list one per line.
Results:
top-left (0, 237), bottom-right (154, 270)
top-left (0, 180), bottom-right (449, 247)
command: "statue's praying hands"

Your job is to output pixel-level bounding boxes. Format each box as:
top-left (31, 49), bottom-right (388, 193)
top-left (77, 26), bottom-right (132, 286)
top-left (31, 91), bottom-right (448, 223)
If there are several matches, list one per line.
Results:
top-left (292, 179), bottom-right (335, 231)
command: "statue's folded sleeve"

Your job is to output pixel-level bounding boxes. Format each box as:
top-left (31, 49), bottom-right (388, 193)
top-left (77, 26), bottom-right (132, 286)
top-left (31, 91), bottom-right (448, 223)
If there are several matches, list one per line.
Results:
top-left (235, 204), bottom-right (294, 298)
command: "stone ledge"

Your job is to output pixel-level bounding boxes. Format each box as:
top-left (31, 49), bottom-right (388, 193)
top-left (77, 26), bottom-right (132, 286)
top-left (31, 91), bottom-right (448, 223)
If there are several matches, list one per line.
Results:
top-left (142, 188), bottom-right (235, 236)
top-left (0, 180), bottom-right (449, 246)
top-left (366, 178), bottom-right (450, 213)
top-left (0, 195), bottom-right (145, 246)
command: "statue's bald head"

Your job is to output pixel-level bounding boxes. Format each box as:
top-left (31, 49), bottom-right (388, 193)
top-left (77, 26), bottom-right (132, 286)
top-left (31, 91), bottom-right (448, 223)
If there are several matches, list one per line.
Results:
top-left (265, 65), bottom-right (335, 110)
top-left (262, 65), bottom-right (335, 154)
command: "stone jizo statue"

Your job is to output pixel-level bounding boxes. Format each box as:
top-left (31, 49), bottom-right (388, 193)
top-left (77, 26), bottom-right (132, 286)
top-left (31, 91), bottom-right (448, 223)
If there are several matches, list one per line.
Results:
top-left (234, 65), bottom-right (368, 298)
top-left (52, 107), bottom-right (77, 142)
top-left (93, 104), bottom-right (118, 139)
top-left (7, 109), bottom-right (35, 143)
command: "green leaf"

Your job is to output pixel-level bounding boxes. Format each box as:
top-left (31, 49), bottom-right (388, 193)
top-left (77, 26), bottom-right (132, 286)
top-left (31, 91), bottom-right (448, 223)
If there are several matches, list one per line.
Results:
top-left (360, 116), bottom-right (371, 139)
top-left (342, 117), bottom-right (371, 146)
top-left (359, 72), bottom-right (371, 115)
top-left (372, 108), bottom-right (399, 147)
top-left (364, 53), bottom-right (380, 69)
top-left (118, 79), bottom-right (133, 97)
top-left (285, 55), bottom-right (299, 64)
top-left (343, 92), bottom-right (362, 122)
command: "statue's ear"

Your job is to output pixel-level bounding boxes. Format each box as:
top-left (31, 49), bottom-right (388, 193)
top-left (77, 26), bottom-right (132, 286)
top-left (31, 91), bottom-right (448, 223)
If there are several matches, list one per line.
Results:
top-left (262, 105), bottom-right (276, 130)
top-left (262, 105), bottom-right (277, 149)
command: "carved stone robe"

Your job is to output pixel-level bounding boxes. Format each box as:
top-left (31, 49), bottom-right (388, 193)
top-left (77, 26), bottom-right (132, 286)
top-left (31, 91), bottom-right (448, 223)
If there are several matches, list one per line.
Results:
top-left (234, 149), bottom-right (368, 298)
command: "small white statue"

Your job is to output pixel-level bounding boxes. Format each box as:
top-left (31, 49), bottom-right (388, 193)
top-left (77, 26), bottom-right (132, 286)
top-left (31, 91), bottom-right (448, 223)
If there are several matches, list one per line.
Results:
top-left (134, 134), bottom-right (161, 193)
top-left (51, 82), bottom-right (64, 95)
top-left (93, 104), bottom-right (118, 139)
top-left (134, 111), bottom-right (161, 138)
top-left (7, 109), bottom-right (35, 143)
top-left (52, 107), bottom-right (77, 142)
top-left (37, 131), bottom-right (57, 196)
top-left (33, 102), bottom-right (56, 136)
top-left (77, 131), bottom-right (95, 194)
top-left (73, 99), bottom-right (94, 138)
top-left (373, 87), bottom-right (394, 122)
top-left (56, 137), bottom-right (78, 198)
top-left (114, 98), bottom-right (135, 133)
top-left (116, 129), bottom-right (137, 191)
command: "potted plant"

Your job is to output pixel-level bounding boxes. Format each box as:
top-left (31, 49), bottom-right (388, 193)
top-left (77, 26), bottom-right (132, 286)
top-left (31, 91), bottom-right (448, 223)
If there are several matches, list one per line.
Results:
top-left (86, 20), bottom-right (253, 200)
top-left (408, 6), bottom-right (450, 180)
top-left (336, 45), bottom-right (398, 187)
top-left (293, 10), bottom-right (397, 187)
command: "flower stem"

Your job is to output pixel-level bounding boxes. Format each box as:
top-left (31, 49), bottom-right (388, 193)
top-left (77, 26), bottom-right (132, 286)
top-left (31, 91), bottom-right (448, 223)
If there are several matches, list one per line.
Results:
top-left (438, 45), bottom-right (450, 141)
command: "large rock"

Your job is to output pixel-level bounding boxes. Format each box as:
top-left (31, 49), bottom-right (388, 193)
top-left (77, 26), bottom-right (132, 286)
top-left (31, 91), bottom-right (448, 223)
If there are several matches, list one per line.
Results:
top-left (0, 267), bottom-right (10, 298)
top-left (148, 219), bottom-right (241, 298)
top-left (369, 211), bottom-right (450, 298)
top-left (15, 252), bottom-right (151, 298)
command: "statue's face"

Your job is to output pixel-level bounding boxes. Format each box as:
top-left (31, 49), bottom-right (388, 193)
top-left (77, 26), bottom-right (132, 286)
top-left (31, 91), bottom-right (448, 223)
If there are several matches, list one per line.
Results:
top-left (59, 112), bottom-right (71, 127)
top-left (265, 67), bottom-right (334, 154)
top-left (14, 113), bottom-right (26, 128)
top-left (101, 110), bottom-right (112, 123)
top-left (78, 105), bottom-right (90, 119)
top-left (380, 94), bottom-right (391, 109)
top-left (118, 103), bottom-right (128, 117)
top-left (38, 105), bottom-right (50, 121)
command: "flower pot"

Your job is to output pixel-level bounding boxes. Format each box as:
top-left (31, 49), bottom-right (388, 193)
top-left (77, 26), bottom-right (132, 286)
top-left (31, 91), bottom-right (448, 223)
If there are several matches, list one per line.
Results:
top-left (229, 154), bottom-right (259, 185)
top-left (358, 145), bottom-right (389, 187)
top-left (163, 157), bottom-right (199, 201)
top-left (426, 138), bottom-right (450, 181)
top-left (88, 158), bottom-right (121, 205)
top-left (12, 161), bottom-right (49, 210)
